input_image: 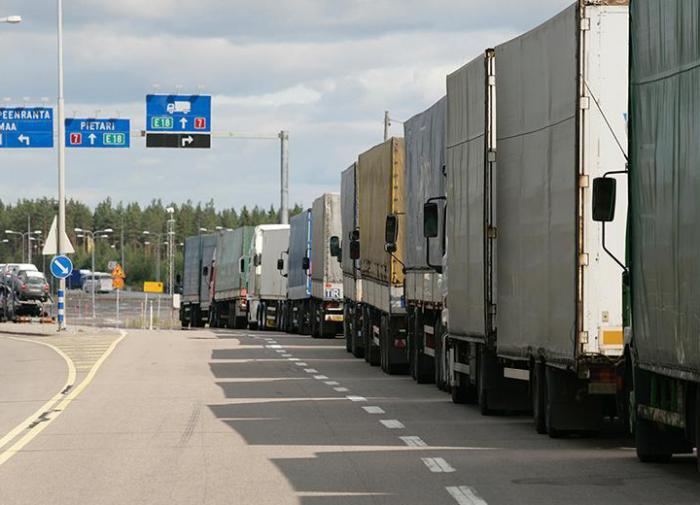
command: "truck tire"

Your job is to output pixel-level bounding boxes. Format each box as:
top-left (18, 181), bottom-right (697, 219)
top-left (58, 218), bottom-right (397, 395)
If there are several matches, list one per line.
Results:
top-left (696, 387), bottom-right (700, 473)
top-left (544, 367), bottom-right (564, 439)
top-left (532, 362), bottom-right (547, 434)
top-left (344, 304), bottom-right (352, 352)
top-left (434, 326), bottom-right (447, 391)
top-left (233, 316), bottom-right (246, 329)
top-left (633, 365), bottom-right (673, 463)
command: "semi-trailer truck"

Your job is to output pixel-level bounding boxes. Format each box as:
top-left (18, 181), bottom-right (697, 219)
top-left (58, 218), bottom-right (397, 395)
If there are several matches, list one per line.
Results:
top-left (491, 2), bottom-right (629, 434)
top-left (350, 137), bottom-right (408, 373)
top-left (210, 226), bottom-right (254, 329)
top-left (310, 192), bottom-right (343, 338)
top-left (338, 164), bottom-right (363, 355)
top-left (180, 233), bottom-right (217, 328)
top-left (280, 210), bottom-right (313, 334)
top-left (592, 0), bottom-right (699, 468)
top-left (246, 224), bottom-right (290, 330)
top-left (404, 97), bottom-right (446, 384)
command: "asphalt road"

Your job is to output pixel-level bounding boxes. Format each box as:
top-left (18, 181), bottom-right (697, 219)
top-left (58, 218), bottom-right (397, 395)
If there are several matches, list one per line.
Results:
top-left (0, 327), bottom-right (698, 505)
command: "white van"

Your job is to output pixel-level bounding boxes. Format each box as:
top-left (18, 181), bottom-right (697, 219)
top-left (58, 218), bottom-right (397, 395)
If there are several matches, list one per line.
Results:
top-left (82, 272), bottom-right (114, 294)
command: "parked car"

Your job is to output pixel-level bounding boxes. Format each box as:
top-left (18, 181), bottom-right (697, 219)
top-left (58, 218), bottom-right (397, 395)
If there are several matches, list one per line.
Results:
top-left (14, 270), bottom-right (50, 302)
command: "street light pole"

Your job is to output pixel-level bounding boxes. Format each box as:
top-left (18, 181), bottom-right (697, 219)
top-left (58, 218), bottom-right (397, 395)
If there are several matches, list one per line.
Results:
top-left (166, 208), bottom-right (175, 296)
top-left (279, 130), bottom-right (289, 224)
top-left (75, 228), bottom-right (112, 319)
top-left (56, 0), bottom-right (67, 331)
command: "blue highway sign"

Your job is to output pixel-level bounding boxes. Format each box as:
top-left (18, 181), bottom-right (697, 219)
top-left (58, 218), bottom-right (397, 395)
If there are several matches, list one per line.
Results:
top-left (146, 94), bottom-right (211, 133)
top-left (65, 118), bottom-right (130, 148)
top-left (0, 107), bottom-right (54, 148)
top-left (50, 255), bottom-right (74, 279)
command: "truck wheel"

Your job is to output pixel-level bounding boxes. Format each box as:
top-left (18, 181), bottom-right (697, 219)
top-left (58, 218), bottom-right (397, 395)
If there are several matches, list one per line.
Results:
top-left (633, 365), bottom-right (673, 463)
top-left (696, 387), bottom-right (700, 473)
top-left (344, 304), bottom-right (352, 352)
top-left (532, 362), bottom-right (547, 434)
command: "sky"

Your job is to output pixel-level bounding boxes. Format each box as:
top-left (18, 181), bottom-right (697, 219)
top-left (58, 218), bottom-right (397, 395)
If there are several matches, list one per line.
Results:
top-left (0, 0), bottom-right (573, 211)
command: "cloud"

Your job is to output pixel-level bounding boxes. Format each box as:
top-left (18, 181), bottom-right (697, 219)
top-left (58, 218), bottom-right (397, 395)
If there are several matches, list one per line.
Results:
top-left (0, 0), bottom-right (574, 211)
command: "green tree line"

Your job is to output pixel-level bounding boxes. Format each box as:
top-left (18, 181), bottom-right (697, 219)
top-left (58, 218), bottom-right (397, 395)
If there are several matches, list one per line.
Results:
top-left (0, 197), bottom-right (303, 289)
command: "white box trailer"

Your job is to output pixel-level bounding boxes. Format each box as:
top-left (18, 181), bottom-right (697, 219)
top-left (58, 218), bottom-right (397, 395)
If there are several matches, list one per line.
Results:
top-left (180, 233), bottom-right (217, 328)
top-left (404, 97), bottom-right (446, 383)
top-left (310, 192), bottom-right (344, 337)
top-left (340, 163), bottom-right (364, 356)
top-left (246, 224), bottom-right (290, 330)
top-left (493, 2), bottom-right (629, 434)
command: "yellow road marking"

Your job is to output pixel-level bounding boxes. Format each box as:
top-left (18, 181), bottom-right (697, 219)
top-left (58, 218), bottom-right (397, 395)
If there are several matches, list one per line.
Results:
top-left (0, 330), bottom-right (127, 467)
top-left (0, 337), bottom-right (76, 453)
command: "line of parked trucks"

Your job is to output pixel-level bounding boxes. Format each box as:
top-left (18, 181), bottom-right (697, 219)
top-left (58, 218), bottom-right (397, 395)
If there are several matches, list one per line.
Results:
top-left (180, 0), bottom-right (699, 471)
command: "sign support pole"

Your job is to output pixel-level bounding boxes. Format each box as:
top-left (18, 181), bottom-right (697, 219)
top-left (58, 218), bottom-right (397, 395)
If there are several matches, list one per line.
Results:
top-left (56, 0), bottom-right (67, 331)
top-left (280, 130), bottom-right (289, 225)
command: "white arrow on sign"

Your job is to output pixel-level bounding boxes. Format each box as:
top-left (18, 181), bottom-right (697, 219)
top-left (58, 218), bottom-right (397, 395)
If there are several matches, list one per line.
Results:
top-left (18, 134), bottom-right (30, 146)
top-left (0, 133), bottom-right (3, 146)
top-left (179, 118), bottom-right (188, 129)
top-left (88, 133), bottom-right (97, 145)
top-left (182, 135), bottom-right (193, 147)
top-left (54, 260), bottom-right (69, 275)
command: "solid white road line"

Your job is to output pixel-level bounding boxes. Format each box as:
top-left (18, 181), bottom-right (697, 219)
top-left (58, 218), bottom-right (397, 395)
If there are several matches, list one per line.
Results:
top-left (446, 486), bottom-right (488, 505)
top-left (362, 406), bottom-right (385, 414)
top-left (324, 381), bottom-right (339, 386)
top-left (380, 419), bottom-right (405, 429)
top-left (334, 387), bottom-right (349, 392)
top-left (399, 436), bottom-right (427, 447)
top-left (346, 395), bottom-right (366, 402)
top-left (313, 375), bottom-right (328, 380)
top-left (421, 457), bottom-right (455, 473)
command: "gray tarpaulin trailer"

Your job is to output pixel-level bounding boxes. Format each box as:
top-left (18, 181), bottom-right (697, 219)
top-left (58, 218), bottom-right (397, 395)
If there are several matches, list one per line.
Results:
top-left (340, 163), bottom-right (364, 356)
top-left (310, 192), bottom-right (343, 337)
top-left (404, 97), bottom-right (446, 384)
top-left (493, 2), bottom-right (629, 434)
top-left (180, 233), bottom-right (217, 327)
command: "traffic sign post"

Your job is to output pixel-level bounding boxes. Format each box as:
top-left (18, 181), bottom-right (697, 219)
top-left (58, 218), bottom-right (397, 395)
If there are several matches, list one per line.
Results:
top-left (145, 94), bottom-right (211, 149)
top-left (50, 255), bottom-right (73, 279)
top-left (65, 118), bottom-right (130, 148)
top-left (0, 107), bottom-right (54, 148)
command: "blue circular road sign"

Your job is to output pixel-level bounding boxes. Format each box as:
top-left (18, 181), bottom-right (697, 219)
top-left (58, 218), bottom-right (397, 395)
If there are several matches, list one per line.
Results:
top-left (50, 255), bottom-right (73, 279)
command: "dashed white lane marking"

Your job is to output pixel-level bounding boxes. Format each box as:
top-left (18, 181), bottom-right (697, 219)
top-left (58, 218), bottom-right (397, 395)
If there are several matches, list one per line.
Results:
top-left (380, 419), bottom-right (405, 429)
top-left (313, 375), bottom-right (328, 380)
top-left (304, 368), bottom-right (319, 373)
top-left (399, 436), bottom-right (427, 447)
top-left (362, 406), bottom-right (385, 414)
top-left (446, 486), bottom-right (488, 505)
top-left (324, 381), bottom-right (339, 386)
top-left (346, 395), bottom-right (366, 402)
top-left (334, 387), bottom-right (349, 392)
top-left (422, 457), bottom-right (456, 473)
top-left (295, 362), bottom-right (308, 367)
top-left (267, 344), bottom-right (282, 349)
top-left (288, 357), bottom-right (300, 361)
top-left (275, 350), bottom-right (286, 353)
top-left (282, 354), bottom-right (292, 357)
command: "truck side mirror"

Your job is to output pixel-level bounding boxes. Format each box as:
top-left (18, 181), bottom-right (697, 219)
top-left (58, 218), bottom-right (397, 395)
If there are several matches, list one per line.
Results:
top-left (302, 257), bottom-right (310, 271)
top-left (385, 214), bottom-right (398, 254)
top-left (254, 253), bottom-right (262, 266)
top-left (349, 240), bottom-right (360, 260)
top-left (329, 236), bottom-right (341, 260)
top-left (350, 229), bottom-right (360, 241)
top-left (176, 274), bottom-right (182, 285)
top-left (277, 258), bottom-right (284, 271)
top-left (423, 202), bottom-right (439, 238)
top-left (239, 257), bottom-right (245, 274)
top-left (592, 177), bottom-right (616, 222)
